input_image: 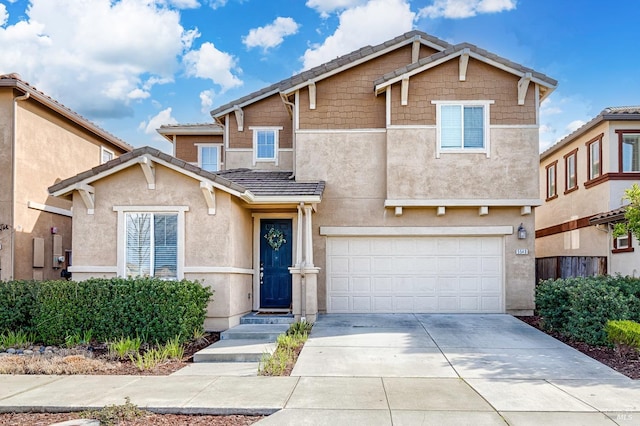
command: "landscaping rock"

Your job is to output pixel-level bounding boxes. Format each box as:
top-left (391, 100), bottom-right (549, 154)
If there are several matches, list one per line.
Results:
top-left (6, 348), bottom-right (16, 354)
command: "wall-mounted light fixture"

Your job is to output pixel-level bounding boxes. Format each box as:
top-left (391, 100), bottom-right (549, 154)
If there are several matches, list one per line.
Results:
top-left (517, 223), bottom-right (527, 239)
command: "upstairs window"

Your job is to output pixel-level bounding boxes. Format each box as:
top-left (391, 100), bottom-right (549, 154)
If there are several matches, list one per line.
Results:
top-left (564, 149), bottom-right (578, 193)
top-left (587, 136), bottom-right (602, 181)
top-left (197, 144), bottom-right (221, 172)
top-left (619, 131), bottom-right (640, 172)
top-left (125, 213), bottom-right (178, 279)
top-left (251, 127), bottom-right (282, 165)
top-left (433, 101), bottom-right (492, 158)
top-left (101, 147), bottom-right (114, 164)
top-left (546, 161), bottom-right (558, 200)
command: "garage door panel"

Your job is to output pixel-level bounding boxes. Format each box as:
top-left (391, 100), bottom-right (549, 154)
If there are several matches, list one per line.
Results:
top-left (326, 236), bottom-right (504, 313)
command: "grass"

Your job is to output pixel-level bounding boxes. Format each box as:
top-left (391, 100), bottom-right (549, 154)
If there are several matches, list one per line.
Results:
top-left (259, 321), bottom-right (311, 376)
top-left (108, 336), bottom-right (142, 360)
top-left (0, 330), bottom-right (36, 350)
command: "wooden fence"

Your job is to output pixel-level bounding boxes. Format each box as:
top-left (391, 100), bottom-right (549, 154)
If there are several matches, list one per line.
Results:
top-left (535, 256), bottom-right (607, 283)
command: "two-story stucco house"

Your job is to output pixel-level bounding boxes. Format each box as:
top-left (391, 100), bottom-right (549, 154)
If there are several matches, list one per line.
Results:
top-left (49, 31), bottom-right (557, 330)
top-left (0, 74), bottom-right (131, 281)
top-left (536, 107), bottom-right (640, 279)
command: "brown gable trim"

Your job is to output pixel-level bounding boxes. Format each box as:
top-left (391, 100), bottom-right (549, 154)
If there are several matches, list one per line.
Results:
top-left (535, 216), bottom-right (593, 238)
top-left (584, 172), bottom-right (640, 189)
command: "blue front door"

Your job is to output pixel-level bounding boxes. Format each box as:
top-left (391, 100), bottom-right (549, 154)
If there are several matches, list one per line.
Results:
top-left (260, 219), bottom-right (293, 309)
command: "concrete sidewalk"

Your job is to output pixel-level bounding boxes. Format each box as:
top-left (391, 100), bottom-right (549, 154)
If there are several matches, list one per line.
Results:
top-left (0, 314), bottom-right (639, 425)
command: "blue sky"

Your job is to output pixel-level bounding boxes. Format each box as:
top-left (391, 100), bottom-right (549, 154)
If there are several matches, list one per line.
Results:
top-left (1, 0), bottom-right (639, 153)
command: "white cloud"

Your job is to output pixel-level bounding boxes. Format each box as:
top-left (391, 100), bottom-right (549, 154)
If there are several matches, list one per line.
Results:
top-left (305, 0), bottom-right (365, 17)
top-left (566, 119), bottom-right (586, 133)
top-left (243, 17), bottom-right (300, 51)
top-left (140, 107), bottom-right (178, 135)
top-left (0, 4), bottom-right (8, 27)
top-left (183, 42), bottom-right (242, 91)
top-left (208, 0), bottom-right (228, 9)
top-left (200, 90), bottom-right (214, 114)
top-left (301, 0), bottom-right (415, 70)
top-left (163, 0), bottom-right (200, 8)
top-left (418, 0), bottom-right (516, 19)
top-left (0, 0), bottom-right (199, 118)
top-left (128, 88), bottom-right (151, 100)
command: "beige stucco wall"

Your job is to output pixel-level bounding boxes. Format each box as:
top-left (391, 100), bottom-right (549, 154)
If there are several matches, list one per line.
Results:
top-left (295, 130), bottom-right (536, 314)
top-left (386, 127), bottom-right (539, 200)
top-left (0, 90), bottom-right (15, 281)
top-left (70, 163), bottom-right (253, 331)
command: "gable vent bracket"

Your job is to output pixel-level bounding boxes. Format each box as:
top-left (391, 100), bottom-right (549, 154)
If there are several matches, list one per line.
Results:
top-left (459, 48), bottom-right (470, 81)
top-left (308, 80), bottom-right (317, 110)
top-left (138, 156), bottom-right (155, 190)
top-left (412, 38), bottom-right (421, 63)
top-left (518, 73), bottom-right (532, 105)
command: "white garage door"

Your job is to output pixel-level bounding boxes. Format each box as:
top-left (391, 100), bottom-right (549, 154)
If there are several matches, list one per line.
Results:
top-left (326, 236), bottom-right (504, 313)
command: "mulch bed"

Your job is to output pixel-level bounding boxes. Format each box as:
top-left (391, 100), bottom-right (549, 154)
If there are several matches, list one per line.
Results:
top-left (516, 316), bottom-right (640, 380)
top-left (0, 412), bottom-right (264, 425)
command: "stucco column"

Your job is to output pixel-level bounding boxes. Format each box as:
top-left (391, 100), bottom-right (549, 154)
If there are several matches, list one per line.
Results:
top-left (304, 205), bottom-right (314, 267)
top-left (290, 203), bottom-right (319, 323)
top-left (295, 204), bottom-right (303, 267)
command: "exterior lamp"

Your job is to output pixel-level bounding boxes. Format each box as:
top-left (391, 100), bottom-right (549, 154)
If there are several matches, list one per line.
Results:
top-left (517, 223), bottom-right (527, 239)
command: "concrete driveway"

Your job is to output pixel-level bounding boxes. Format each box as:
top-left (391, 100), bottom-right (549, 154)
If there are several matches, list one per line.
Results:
top-left (292, 313), bottom-right (624, 380)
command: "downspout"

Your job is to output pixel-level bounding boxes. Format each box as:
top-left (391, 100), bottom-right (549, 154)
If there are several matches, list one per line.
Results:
top-left (282, 95), bottom-right (296, 179)
top-left (11, 91), bottom-right (30, 280)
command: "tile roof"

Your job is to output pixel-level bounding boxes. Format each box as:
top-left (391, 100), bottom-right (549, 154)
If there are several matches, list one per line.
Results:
top-left (48, 146), bottom-right (325, 200)
top-left (216, 169), bottom-right (325, 197)
top-left (0, 74), bottom-right (133, 152)
top-left (209, 30), bottom-right (451, 118)
top-left (541, 106), bottom-right (640, 160)
top-left (589, 206), bottom-right (627, 225)
top-left (373, 42), bottom-right (558, 88)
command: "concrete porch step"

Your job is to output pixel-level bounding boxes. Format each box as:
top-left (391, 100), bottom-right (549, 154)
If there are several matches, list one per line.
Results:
top-left (221, 324), bottom-right (290, 341)
top-left (241, 312), bottom-right (295, 325)
top-left (193, 339), bottom-right (277, 363)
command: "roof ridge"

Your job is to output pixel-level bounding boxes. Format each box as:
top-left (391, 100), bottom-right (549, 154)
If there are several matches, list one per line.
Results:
top-left (209, 31), bottom-right (451, 117)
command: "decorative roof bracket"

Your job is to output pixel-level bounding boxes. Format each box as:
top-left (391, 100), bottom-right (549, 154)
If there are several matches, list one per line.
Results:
top-left (200, 182), bottom-right (216, 215)
top-left (138, 156), bottom-right (155, 190)
top-left (308, 80), bottom-right (316, 110)
top-left (459, 48), bottom-right (470, 81)
top-left (233, 105), bottom-right (244, 132)
top-left (518, 73), bottom-right (532, 105)
top-left (401, 77), bottom-right (409, 106)
top-left (75, 183), bottom-right (95, 215)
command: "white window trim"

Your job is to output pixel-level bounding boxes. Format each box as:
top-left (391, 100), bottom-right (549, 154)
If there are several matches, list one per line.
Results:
top-left (250, 126), bottom-right (282, 165)
top-left (114, 205), bottom-right (188, 280)
top-left (615, 234), bottom-right (630, 250)
top-left (195, 143), bottom-right (223, 171)
top-left (101, 146), bottom-right (115, 164)
top-left (432, 100), bottom-right (493, 159)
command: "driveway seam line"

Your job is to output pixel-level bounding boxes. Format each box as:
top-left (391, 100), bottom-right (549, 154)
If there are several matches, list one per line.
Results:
top-left (415, 314), bottom-right (461, 378)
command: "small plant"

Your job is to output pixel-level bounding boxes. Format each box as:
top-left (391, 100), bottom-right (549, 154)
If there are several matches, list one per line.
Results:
top-left (163, 336), bottom-right (185, 360)
top-left (259, 327), bottom-right (310, 376)
top-left (192, 327), bottom-right (209, 345)
top-left (108, 336), bottom-right (142, 360)
top-left (0, 330), bottom-right (35, 349)
top-left (65, 330), bottom-right (92, 348)
top-left (130, 347), bottom-right (169, 370)
top-left (80, 397), bottom-right (146, 426)
top-left (258, 347), bottom-right (289, 376)
top-left (286, 320), bottom-right (312, 337)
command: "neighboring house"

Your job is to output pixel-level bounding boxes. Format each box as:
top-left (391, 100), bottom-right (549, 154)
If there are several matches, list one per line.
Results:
top-left (0, 74), bottom-right (131, 281)
top-left (49, 31), bottom-right (557, 330)
top-left (536, 107), bottom-right (640, 279)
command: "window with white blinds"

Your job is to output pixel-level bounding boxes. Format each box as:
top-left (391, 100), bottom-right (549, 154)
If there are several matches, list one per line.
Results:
top-left (125, 213), bottom-right (177, 279)
top-left (434, 101), bottom-right (491, 156)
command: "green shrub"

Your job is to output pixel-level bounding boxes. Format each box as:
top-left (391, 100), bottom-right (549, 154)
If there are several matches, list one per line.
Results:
top-left (606, 320), bottom-right (640, 351)
top-left (536, 276), bottom-right (638, 346)
top-left (286, 320), bottom-right (312, 338)
top-left (0, 277), bottom-right (212, 345)
top-left (0, 280), bottom-right (39, 333)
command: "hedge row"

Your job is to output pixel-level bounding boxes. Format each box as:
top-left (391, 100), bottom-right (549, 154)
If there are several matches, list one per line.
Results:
top-left (536, 275), bottom-right (640, 345)
top-left (0, 278), bottom-right (213, 345)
